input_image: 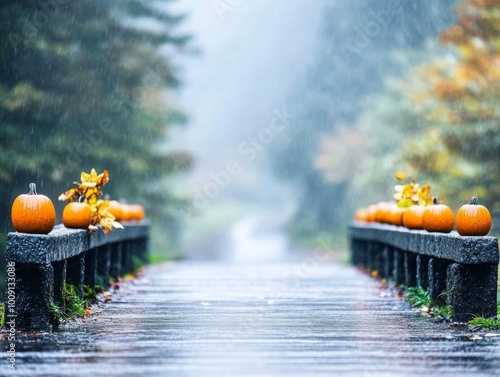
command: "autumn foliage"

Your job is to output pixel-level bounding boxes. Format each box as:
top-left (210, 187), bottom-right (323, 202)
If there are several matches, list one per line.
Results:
top-left (408, 0), bottom-right (500, 217)
top-left (59, 169), bottom-right (123, 233)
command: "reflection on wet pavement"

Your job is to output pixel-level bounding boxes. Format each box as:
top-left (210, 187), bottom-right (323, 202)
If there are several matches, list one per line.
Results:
top-left (4, 214), bottom-right (500, 377)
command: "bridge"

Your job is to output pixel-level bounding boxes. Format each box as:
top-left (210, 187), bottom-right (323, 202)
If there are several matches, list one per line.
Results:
top-left (3, 215), bottom-right (500, 377)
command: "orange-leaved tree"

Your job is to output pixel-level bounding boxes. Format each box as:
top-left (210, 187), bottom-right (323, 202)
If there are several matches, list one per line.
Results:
top-left (406, 0), bottom-right (500, 221)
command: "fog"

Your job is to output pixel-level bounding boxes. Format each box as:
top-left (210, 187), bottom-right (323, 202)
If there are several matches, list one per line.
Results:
top-left (1, 2), bottom-right (499, 373)
top-left (166, 1), bottom-right (326, 256)
top-left (165, 0), bottom-right (470, 258)
top-left (170, 0), bottom-right (323, 200)
top-left (1, 0), bottom-right (496, 265)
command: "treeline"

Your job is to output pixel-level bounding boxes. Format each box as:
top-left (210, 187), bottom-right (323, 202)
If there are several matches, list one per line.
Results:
top-left (269, 0), bottom-right (500, 244)
top-left (0, 0), bottom-right (193, 252)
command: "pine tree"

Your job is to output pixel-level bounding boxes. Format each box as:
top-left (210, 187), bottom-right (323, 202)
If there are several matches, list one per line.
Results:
top-left (0, 0), bottom-right (192, 248)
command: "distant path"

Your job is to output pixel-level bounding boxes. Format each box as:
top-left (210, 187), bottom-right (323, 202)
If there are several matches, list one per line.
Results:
top-left (7, 259), bottom-right (500, 377)
top-left (185, 210), bottom-right (306, 262)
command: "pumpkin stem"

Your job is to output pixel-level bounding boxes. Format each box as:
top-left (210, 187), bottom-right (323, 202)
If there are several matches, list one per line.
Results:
top-left (78, 195), bottom-right (85, 204)
top-left (432, 196), bottom-right (439, 205)
top-left (470, 196), bottom-right (479, 205)
top-left (28, 183), bottom-right (38, 195)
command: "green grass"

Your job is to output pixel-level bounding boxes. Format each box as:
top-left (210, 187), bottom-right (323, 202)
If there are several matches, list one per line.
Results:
top-left (468, 303), bottom-right (500, 330)
top-left (63, 284), bottom-right (86, 316)
top-left (406, 287), bottom-right (433, 308)
top-left (405, 286), bottom-right (453, 321)
top-left (133, 255), bottom-right (146, 270)
top-left (49, 303), bottom-right (64, 325)
top-left (83, 284), bottom-right (96, 304)
top-left (148, 251), bottom-right (170, 265)
top-left (433, 305), bottom-right (454, 320)
top-left (468, 317), bottom-right (500, 330)
top-left (406, 288), bottom-right (500, 328)
top-left (51, 283), bottom-right (89, 325)
top-left (0, 302), bottom-right (4, 328)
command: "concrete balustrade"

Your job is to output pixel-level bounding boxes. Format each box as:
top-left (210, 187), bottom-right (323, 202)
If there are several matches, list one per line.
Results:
top-left (4, 222), bottom-right (149, 332)
top-left (349, 222), bottom-right (499, 322)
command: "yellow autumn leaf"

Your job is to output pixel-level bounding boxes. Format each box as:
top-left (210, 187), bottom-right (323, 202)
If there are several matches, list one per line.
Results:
top-left (80, 171), bottom-right (91, 183)
top-left (97, 170), bottom-right (109, 186)
top-left (402, 184), bottom-right (414, 197)
top-left (58, 188), bottom-right (79, 202)
top-left (80, 181), bottom-right (97, 189)
top-left (393, 172), bottom-right (432, 207)
top-left (60, 169), bottom-right (117, 232)
top-left (99, 199), bottom-right (111, 211)
top-left (420, 185), bottom-right (431, 196)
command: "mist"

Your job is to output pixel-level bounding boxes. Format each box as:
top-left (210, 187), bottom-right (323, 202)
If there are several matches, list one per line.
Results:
top-left (166, 1), bottom-right (467, 258)
top-left (166, 1), bottom-right (326, 256)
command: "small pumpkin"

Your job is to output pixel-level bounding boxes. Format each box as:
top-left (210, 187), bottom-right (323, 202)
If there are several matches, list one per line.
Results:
top-left (107, 200), bottom-right (123, 221)
top-left (374, 202), bottom-right (389, 223)
top-left (129, 204), bottom-right (146, 221)
top-left (63, 196), bottom-right (92, 229)
top-left (422, 197), bottom-right (454, 233)
top-left (366, 204), bottom-right (378, 222)
top-left (120, 204), bottom-right (134, 222)
top-left (456, 196), bottom-right (491, 236)
top-left (388, 204), bottom-right (404, 226)
top-left (11, 183), bottom-right (56, 234)
top-left (403, 205), bottom-right (426, 230)
top-left (354, 208), bottom-right (369, 222)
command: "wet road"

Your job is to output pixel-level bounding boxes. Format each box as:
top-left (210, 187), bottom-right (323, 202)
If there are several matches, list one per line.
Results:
top-left (4, 261), bottom-right (500, 377)
top-left (3, 215), bottom-right (500, 377)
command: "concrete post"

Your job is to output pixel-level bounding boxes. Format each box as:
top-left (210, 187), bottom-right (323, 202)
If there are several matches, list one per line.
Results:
top-left (446, 263), bottom-right (498, 322)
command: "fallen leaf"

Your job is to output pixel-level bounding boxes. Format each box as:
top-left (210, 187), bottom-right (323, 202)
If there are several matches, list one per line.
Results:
top-left (464, 334), bottom-right (483, 340)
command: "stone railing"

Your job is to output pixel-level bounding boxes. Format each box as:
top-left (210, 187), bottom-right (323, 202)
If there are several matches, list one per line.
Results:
top-left (4, 221), bottom-right (149, 332)
top-left (349, 222), bottom-right (499, 322)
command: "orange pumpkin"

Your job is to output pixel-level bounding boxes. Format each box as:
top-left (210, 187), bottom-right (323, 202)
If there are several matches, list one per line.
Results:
top-left (373, 202), bottom-right (387, 223)
top-left (120, 204), bottom-right (133, 222)
top-left (107, 200), bottom-right (123, 221)
top-left (456, 196), bottom-right (491, 236)
top-left (366, 204), bottom-right (378, 222)
top-left (422, 197), bottom-right (454, 233)
top-left (63, 197), bottom-right (92, 229)
top-left (11, 183), bottom-right (56, 234)
top-left (354, 208), bottom-right (369, 222)
top-left (403, 205), bottom-right (426, 230)
top-left (388, 204), bottom-right (404, 226)
top-left (129, 204), bottom-right (146, 221)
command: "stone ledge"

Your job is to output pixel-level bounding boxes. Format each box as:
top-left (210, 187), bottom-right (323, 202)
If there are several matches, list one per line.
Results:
top-left (349, 222), bottom-right (499, 264)
top-left (6, 221), bottom-right (149, 264)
